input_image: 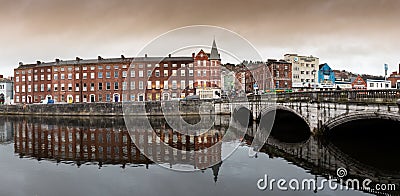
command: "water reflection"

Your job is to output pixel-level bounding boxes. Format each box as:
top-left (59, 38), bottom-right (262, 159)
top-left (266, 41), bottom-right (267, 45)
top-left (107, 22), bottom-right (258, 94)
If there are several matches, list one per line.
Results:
top-left (1, 115), bottom-right (399, 195)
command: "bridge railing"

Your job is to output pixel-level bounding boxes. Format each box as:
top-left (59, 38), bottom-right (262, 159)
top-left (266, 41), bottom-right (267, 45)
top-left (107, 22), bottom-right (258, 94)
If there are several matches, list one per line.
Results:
top-left (249, 89), bottom-right (400, 103)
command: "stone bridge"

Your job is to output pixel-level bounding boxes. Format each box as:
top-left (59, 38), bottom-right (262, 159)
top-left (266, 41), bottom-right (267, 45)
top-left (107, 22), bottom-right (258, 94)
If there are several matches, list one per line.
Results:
top-left (216, 89), bottom-right (400, 134)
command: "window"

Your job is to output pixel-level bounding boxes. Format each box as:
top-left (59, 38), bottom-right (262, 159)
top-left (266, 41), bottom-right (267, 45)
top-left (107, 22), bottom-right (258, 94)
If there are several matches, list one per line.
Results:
top-left (98, 72), bottom-right (103, 79)
top-left (114, 71), bottom-right (119, 78)
top-left (122, 71), bottom-right (127, 77)
top-left (21, 76), bottom-right (25, 82)
top-left (164, 81), bottom-right (168, 89)
top-left (41, 75), bottom-right (45, 80)
top-left (122, 82), bottom-right (127, 90)
top-left (189, 80), bottom-right (193, 89)
top-left (189, 70), bottom-right (193, 76)
top-left (122, 64), bottom-right (127, 68)
top-left (155, 64), bottom-right (160, 67)
top-left (130, 81), bottom-right (135, 90)
top-left (147, 81), bottom-right (152, 89)
top-left (75, 73), bottom-right (80, 79)
top-left (370, 83), bottom-right (374, 87)
top-left (106, 72), bottom-right (111, 78)
top-left (53, 74), bottom-right (58, 80)
top-left (139, 71), bottom-right (143, 77)
top-left (147, 70), bottom-right (152, 77)
top-left (54, 84), bottom-right (58, 91)
top-left (164, 64), bottom-right (168, 67)
top-left (203, 60), bottom-right (206, 66)
top-left (155, 81), bottom-right (160, 89)
top-left (34, 75), bottom-right (38, 81)
top-left (147, 64), bottom-right (152, 68)
top-left (197, 70), bottom-right (201, 76)
top-left (172, 64), bottom-right (177, 67)
top-left (83, 66), bottom-right (87, 71)
top-left (189, 63), bottom-right (193, 67)
top-left (155, 70), bottom-right (160, 77)
top-left (68, 73), bottom-right (73, 79)
top-left (181, 64), bottom-right (186, 67)
top-left (106, 65), bottom-right (111, 70)
top-left (27, 85), bottom-right (31, 92)
top-left (83, 83), bottom-right (87, 91)
top-left (172, 80), bottom-right (177, 89)
top-left (106, 94), bottom-right (111, 102)
top-left (180, 80), bottom-right (185, 89)
top-left (139, 64), bottom-right (143, 68)
top-left (130, 70), bottom-right (135, 77)
top-left (90, 73), bottom-right (95, 79)
top-left (90, 83), bottom-right (95, 91)
top-left (34, 85), bottom-right (38, 92)
top-left (139, 81), bottom-right (144, 89)
top-left (90, 66), bottom-right (95, 70)
top-left (98, 66), bottom-right (103, 70)
top-left (203, 70), bottom-right (206, 76)
top-left (75, 83), bottom-right (79, 91)
top-left (114, 82), bottom-right (119, 90)
top-left (41, 84), bottom-right (45, 92)
top-left (106, 82), bottom-right (111, 90)
top-left (21, 85), bottom-right (25, 92)
top-left (164, 70), bottom-right (168, 77)
top-left (98, 95), bottom-right (102, 102)
top-left (181, 70), bottom-right (185, 76)
top-left (98, 83), bottom-right (103, 90)
top-left (130, 94), bottom-right (135, 101)
top-left (83, 73), bottom-right (87, 79)
top-left (172, 70), bottom-right (177, 76)
top-left (68, 83), bottom-right (73, 91)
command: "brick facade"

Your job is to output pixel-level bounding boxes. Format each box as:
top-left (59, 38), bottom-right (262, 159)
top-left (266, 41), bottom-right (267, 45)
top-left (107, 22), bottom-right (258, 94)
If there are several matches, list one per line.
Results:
top-left (14, 41), bottom-right (222, 103)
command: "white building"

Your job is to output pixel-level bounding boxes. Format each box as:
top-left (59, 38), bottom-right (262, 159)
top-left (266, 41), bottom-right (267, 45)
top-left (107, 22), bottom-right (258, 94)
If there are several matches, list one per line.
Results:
top-left (0, 77), bottom-right (13, 105)
top-left (366, 79), bottom-right (391, 90)
top-left (0, 120), bottom-right (13, 143)
top-left (284, 54), bottom-right (319, 89)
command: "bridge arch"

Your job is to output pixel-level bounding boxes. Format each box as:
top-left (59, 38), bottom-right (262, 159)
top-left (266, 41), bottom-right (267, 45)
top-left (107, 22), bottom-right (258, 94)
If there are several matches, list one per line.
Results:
top-left (321, 112), bottom-right (400, 136)
top-left (232, 105), bottom-right (253, 127)
top-left (257, 105), bottom-right (312, 143)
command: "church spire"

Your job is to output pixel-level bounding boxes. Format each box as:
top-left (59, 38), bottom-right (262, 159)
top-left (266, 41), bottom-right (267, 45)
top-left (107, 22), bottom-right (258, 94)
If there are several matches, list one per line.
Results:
top-left (209, 38), bottom-right (221, 60)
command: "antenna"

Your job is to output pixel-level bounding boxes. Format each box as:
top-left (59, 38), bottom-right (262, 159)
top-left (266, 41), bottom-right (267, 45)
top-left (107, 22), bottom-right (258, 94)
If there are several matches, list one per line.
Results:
top-left (384, 64), bottom-right (388, 80)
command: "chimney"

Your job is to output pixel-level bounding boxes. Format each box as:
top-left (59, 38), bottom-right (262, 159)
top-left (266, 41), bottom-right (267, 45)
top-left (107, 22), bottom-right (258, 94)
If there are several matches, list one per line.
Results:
top-left (398, 63), bottom-right (400, 73)
top-left (121, 55), bottom-right (125, 59)
top-left (55, 59), bottom-right (60, 63)
top-left (37, 61), bottom-right (41, 65)
top-left (98, 56), bottom-right (102, 60)
top-left (19, 62), bottom-right (23, 66)
top-left (0, 75), bottom-right (3, 79)
top-left (76, 57), bottom-right (81, 61)
top-left (145, 54), bottom-right (147, 58)
top-left (192, 53), bottom-right (195, 58)
top-left (168, 54), bottom-right (171, 58)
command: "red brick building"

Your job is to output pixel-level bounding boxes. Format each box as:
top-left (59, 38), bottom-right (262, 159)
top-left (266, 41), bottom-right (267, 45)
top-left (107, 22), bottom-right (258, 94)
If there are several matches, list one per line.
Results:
top-left (387, 64), bottom-right (400, 89)
top-left (351, 75), bottom-right (367, 90)
top-left (14, 40), bottom-right (222, 103)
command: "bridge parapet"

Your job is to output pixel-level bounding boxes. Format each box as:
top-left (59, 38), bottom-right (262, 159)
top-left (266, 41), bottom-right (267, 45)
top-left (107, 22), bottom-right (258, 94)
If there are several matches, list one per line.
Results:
top-left (248, 89), bottom-right (400, 104)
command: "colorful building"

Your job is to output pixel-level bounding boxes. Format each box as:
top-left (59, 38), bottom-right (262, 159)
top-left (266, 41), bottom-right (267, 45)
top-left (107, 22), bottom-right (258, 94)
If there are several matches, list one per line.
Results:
top-left (318, 63), bottom-right (336, 89)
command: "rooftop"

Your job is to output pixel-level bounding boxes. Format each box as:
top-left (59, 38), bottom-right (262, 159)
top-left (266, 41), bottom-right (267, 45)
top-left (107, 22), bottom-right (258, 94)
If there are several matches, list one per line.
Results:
top-left (16, 55), bottom-right (195, 69)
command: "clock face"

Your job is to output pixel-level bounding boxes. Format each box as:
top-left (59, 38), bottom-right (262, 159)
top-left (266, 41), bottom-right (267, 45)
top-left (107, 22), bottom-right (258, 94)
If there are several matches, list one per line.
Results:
top-left (294, 57), bottom-right (299, 62)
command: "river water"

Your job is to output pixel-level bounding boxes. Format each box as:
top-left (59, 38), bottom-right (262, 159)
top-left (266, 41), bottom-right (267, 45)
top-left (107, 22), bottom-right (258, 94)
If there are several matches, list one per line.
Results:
top-left (0, 115), bottom-right (398, 196)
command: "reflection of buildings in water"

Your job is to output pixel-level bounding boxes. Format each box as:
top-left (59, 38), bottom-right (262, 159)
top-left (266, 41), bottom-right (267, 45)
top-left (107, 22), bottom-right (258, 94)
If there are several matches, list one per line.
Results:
top-left (0, 120), bottom-right (13, 143)
top-left (14, 119), bottom-right (223, 171)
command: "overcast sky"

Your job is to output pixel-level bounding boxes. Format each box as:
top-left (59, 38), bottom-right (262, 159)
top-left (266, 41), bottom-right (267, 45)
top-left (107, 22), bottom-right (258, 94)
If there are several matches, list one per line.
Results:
top-left (1, 0), bottom-right (400, 77)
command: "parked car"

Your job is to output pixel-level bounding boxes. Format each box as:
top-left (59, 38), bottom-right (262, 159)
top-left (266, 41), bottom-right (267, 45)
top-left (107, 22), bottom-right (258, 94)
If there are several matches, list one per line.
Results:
top-left (183, 95), bottom-right (200, 101)
top-left (39, 99), bottom-right (54, 104)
